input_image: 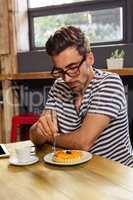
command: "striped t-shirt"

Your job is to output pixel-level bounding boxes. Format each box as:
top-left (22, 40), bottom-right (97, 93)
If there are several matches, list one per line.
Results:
top-left (45, 68), bottom-right (133, 167)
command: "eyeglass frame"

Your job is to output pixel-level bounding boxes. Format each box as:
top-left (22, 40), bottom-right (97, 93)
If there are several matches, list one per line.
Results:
top-left (51, 55), bottom-right (86, 78)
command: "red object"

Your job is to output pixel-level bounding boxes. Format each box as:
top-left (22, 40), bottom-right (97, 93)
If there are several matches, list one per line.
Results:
top-left (11, 114), bottom-right (39, 142)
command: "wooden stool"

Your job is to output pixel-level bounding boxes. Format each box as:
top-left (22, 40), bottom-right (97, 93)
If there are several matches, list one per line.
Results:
top-left (11, 114), bottom-right (39, 142)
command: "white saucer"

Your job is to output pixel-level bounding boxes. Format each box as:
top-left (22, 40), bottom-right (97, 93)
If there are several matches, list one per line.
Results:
top-left (9, 155), bottom-right (39, 166)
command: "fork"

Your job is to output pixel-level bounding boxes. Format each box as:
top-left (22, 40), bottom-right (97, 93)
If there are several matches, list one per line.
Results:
top-left (52, 136), bottom-right (56, 155)
top-left (51, 110), bottom-right (58, 154)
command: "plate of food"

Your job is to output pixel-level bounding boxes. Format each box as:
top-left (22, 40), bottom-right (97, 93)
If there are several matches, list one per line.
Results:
top-left (43, 150), bottom-right (92, 166)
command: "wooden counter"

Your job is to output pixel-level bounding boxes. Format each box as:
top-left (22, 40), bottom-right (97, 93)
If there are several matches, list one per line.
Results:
top-left (0, 140), bottom-right (132, 200)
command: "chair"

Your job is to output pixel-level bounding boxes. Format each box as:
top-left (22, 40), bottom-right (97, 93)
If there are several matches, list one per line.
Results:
top-left (11, 114), bottom-right (39, 142)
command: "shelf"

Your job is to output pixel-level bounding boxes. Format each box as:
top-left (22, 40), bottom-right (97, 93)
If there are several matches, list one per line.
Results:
top-left (103, 68), bottom-right (133, 76)
top-left (0, 71), bottom-right (53, 80)
top-left (0, 74), bottom-right (9, 80)
top-left (11, 71), bottom-right (53, 80)
top-left (1, 68), bottom-right (133, 80)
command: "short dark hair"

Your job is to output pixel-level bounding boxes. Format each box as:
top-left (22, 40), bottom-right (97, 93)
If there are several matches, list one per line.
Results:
top-left (45, 26), bottom-right (91, 56)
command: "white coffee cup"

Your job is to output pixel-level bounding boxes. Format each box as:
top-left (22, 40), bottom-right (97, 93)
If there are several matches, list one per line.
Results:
top-left (15, 146), bottom-right (32, 162)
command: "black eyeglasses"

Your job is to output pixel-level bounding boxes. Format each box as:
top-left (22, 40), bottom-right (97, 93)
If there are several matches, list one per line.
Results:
top-left (51, 56), bottom-right (86, 78)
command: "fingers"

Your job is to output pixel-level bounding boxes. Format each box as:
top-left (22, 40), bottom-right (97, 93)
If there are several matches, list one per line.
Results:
top-left (38, 115), bottom-right (53, 137)
top-left (36, 110), bottom-right (59, 138)
top-left (46, 115), bottom-right (57, 137)
top-left (36, 121), bottom-right (46, 136)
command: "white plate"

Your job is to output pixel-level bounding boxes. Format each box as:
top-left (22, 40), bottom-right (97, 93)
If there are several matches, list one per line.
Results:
top-left (9, 155), bottom-right (39, 166)
top-left (43, 150), bottom-right (92, 166)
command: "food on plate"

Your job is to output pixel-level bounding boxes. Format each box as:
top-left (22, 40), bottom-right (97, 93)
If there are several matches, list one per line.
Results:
top-left (52, 150), bottom-right (82, 163)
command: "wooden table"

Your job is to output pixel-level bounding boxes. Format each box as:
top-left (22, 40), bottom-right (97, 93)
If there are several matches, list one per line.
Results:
top-left (0, 140), bottom-right (133, 200)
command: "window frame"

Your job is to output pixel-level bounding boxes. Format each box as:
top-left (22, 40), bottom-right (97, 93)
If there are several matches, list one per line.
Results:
top-left (28, 0), bottom-right (127, 50)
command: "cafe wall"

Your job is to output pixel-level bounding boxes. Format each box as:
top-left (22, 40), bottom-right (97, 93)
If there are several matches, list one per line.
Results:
top-left (17, 44), bottom-right (133, 72)
top-left (17, 36), bottom-right (133, 146)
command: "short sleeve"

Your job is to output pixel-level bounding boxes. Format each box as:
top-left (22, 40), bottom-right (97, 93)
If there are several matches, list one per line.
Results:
top-left (89, 74), bottom-right (127, 119)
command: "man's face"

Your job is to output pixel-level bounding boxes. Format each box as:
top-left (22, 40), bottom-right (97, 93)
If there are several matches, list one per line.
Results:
top-left (52, 47), bottom-right (94, 94)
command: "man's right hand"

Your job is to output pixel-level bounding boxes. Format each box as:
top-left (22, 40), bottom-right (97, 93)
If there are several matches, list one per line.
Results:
top-left (29, 109), bottom-right (59, 145)
top-left (37, 109), bottom-right (58, 138)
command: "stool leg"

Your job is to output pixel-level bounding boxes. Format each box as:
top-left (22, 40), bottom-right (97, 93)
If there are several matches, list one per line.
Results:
top-left (11, 120), bottom-right (17, 142)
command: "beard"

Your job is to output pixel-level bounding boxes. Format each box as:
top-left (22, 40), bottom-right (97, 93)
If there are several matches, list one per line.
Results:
top-left (66, 71), bottom-right (90, 96)
top-left (67, 81), bottom-right (84, 97)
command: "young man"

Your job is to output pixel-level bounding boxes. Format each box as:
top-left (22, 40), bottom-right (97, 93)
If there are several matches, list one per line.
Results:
top-left (30, 26), bottom-right (133, 167)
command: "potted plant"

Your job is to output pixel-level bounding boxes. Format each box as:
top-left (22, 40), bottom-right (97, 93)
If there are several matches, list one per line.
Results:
top-left (106, 49), bottom-right (125, 69)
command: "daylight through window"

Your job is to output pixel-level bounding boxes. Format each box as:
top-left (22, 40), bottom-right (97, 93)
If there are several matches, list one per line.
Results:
top-left (28, 0), bottom-right (124, 49)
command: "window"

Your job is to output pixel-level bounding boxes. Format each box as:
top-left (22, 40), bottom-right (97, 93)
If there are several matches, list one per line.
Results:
top-left (28, 0), bottom-right (90, 8)
top-left (28, 0), bottom-right (126, 50)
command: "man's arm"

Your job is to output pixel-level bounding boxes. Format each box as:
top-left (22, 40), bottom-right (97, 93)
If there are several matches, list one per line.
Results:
top-left (51, 113), bottom-right (111, 151)
top-left (30, 110), bottom-right (111, 150)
